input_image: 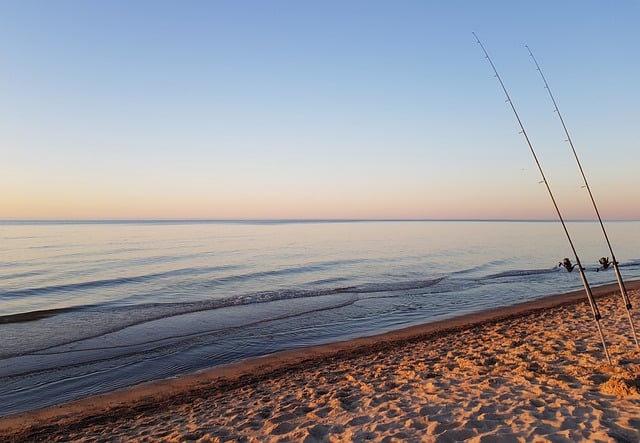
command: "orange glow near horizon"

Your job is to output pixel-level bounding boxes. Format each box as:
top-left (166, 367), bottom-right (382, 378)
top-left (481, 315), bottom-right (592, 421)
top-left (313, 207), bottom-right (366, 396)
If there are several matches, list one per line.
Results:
top-left (2, 181), bottom-right (637, 220)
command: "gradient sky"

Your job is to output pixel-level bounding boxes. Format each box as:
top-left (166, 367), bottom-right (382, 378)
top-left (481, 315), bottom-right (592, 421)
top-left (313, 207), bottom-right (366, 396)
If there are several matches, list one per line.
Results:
top-left (1, 1), bottom-right (638, 219)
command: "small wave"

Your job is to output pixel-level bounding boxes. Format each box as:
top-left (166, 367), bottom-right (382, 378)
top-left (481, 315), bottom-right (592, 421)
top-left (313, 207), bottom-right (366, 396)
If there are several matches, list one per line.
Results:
top-left (618, 258), bottom-right (640, 268)
top-left (449, 261), bottom-right (508, 277)
top-left (349, 278), bottom-right (445, 293)
top-left (0, 276), bottom-right (158, 299)
top-left (0, 264), bottom-right (241, 299)
top-left (307, 277), bottom-right (351, 286)
top-left (484, 268), bottom-right (558, 280)
top-left (2, 270), bottom-right (45, 281)
top-left (0, 307), bottom-right (79, 324)
top-left (205, 258), bottom-right (369, 288)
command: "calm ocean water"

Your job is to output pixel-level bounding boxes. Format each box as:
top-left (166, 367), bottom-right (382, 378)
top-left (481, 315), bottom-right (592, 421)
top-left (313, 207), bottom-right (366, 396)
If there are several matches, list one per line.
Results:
top-left (1, 219), bottom-right (639, 416)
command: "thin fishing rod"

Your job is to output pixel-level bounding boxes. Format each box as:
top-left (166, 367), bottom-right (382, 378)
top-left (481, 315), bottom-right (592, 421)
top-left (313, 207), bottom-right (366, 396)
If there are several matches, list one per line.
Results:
top-left (473, 32), bottom-right (611, 364)
top-left (526, 45), bottom-right (639, 348)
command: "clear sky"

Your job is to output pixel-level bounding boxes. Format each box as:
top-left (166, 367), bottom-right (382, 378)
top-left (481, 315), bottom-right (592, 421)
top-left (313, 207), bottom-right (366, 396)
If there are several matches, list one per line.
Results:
top-left (1, 1), bottom-right (638, 220)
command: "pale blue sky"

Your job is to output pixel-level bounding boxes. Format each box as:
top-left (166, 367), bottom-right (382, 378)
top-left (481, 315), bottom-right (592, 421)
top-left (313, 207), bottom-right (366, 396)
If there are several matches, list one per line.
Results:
top-left (1, 1), bottom-right (638, 219)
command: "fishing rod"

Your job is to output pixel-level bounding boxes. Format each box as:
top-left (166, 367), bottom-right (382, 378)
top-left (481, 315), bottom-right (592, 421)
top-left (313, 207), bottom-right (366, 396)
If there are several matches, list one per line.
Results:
top-left (526, 46), bottom-right (639, 349)
top-left (472, 32), bottom-right (611, 364)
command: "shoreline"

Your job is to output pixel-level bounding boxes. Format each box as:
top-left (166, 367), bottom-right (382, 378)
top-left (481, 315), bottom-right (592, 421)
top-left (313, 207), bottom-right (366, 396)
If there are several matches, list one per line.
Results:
top-left (2, 280), bottom-right (640, 440)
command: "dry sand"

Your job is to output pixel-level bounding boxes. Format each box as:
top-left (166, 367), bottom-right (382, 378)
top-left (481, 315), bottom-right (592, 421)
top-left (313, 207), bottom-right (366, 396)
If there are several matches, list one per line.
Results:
top-left (2, 282), bottom-right (640, 442)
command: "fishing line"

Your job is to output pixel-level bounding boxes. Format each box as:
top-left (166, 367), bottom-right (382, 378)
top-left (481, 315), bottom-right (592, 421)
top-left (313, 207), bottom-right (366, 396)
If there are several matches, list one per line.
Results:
top-left (526, 45), bottom-right (639, 348)
top-left (472, 32), bottom-right (611, 364)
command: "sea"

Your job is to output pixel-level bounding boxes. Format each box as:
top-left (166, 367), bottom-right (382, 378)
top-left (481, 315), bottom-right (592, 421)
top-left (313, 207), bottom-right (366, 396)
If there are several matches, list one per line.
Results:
top-left (1, 219), bottom-right (639, 416)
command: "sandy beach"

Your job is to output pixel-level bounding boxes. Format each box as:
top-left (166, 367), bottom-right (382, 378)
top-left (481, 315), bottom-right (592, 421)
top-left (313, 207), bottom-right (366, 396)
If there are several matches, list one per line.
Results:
top-left (2, 281), bottom-right (640, 442)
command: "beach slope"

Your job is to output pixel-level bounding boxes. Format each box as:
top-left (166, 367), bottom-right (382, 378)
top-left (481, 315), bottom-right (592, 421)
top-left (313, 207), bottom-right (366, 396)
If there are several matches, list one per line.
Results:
top-left (2, 282), bottom-right (640, 442)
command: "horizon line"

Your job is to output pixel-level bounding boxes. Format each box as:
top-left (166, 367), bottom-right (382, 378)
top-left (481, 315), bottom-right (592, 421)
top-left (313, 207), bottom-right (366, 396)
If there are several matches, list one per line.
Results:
top-left (1, 217), bottom-right (638, 224)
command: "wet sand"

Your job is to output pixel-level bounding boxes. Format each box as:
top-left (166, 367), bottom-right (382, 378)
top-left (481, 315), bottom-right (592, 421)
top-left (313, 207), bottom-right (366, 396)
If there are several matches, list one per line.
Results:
top-left (2, 281), bottom-right (640, 442)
